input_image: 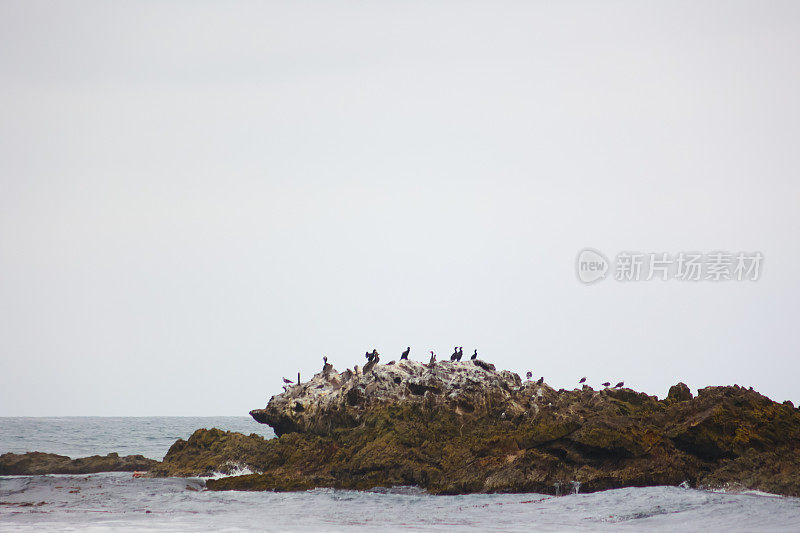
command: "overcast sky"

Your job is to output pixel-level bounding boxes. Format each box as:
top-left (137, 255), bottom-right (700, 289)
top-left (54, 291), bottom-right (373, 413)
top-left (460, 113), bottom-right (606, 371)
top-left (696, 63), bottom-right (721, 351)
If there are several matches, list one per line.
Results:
top-left (1, 1), bottom-right (799, 416)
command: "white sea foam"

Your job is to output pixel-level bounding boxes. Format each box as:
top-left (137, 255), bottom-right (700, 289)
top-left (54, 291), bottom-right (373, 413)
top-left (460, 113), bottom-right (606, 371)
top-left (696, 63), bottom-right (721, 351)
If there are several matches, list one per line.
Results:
top-left (206, 462), bottom-right (259, 479)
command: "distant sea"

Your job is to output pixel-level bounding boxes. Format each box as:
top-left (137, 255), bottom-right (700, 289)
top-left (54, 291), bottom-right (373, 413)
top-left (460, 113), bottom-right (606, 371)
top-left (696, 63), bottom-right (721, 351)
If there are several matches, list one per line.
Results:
top-left (3, 417), bottom-right (800, 532)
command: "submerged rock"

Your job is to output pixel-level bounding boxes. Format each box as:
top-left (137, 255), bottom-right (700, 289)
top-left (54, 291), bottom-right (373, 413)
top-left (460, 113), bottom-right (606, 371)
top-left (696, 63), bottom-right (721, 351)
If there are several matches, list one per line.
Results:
top-left (0, 452), bottom-right (157, 475)
top-left (163, 361), bottom-right (800, 496)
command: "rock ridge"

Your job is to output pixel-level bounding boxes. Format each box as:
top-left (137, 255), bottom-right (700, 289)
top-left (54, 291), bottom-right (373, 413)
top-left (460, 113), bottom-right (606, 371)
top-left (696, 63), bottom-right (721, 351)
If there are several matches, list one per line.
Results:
top-left (158, 360), bottom-right (800, 496)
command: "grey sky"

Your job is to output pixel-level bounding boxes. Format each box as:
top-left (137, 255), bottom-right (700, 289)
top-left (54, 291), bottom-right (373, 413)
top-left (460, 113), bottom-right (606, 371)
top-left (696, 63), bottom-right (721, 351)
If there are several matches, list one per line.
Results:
top-left (1, 1), bottom-right (799, 415)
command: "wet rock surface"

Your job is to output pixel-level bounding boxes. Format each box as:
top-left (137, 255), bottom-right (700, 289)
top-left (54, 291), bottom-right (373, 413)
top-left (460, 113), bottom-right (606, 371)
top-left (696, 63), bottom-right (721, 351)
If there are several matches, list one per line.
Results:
top-left (0, 451), bottom-right (157, 475)
top-left (148, 428), bottom-right (272, 478)
top-left (159, 361), bottom-right (800, 496)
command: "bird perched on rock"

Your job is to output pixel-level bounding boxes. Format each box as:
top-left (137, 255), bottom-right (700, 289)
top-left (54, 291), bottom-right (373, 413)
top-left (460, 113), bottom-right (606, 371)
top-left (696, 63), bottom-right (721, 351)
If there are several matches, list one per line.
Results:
top-left (458, 347), bottom-right (464, 361)
top-left (526, 371), bottom-right (532, 380)
top-left (401, 347), bottom-right (410, 360)
top-left (366, 349), bottom-right (378, 363)
top-left (450, 347), bottom-right (458, 361)
top-left (428, 351), bottom-right (436, 365)
top-left (536, 376), bottom-right (544, 385)
top-left (282, 377), bottom-right (293, 384)
top-left (471, 349), bottom-right (478, 360)
top-left (601, 382), bottom-right (610, 387)
top-left (363, 352), bottom-right (379, 375)
top-left (614, 381), bottom-right (624, 388)
top-left (322, 356), bottom-right (333, 376)
top-left (579, 377), bottom-right (586, 384)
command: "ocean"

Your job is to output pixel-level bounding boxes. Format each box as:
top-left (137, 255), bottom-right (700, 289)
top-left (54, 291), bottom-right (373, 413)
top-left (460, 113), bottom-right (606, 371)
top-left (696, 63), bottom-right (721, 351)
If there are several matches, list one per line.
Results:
top-left (2, 417), bottom-right (800, 532)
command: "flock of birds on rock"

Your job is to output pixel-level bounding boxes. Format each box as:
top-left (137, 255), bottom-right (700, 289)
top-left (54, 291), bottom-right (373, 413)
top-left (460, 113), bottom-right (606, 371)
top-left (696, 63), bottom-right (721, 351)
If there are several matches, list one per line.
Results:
top-left (281, 347), bottom-right (625, 391)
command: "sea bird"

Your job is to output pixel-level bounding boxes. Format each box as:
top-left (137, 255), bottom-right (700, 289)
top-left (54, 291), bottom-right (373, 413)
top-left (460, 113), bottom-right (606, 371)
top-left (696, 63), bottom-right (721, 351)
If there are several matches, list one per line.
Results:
top-left (579, 377), bottom-right (586, 384)
top-left (401, 347), bottom-right (410, 360)
top-left (457, 347), bottom-right (464, 361)
top-left (363, 353), bottom-right (380, 375)
top-left (450, 347), bottom-right (459, 361)
top-left (614, 381), bottom-right (624, 388)
top-left (536, 376), bottom-right (544, 385)
top-left (282, 377), bottom-right (293, 384)
top-left (429, 351), bottom-right (436, 365)
top-left (601, 382), bottom-right (611, 388)
top-left (471, 349), bottom-right (478, 360)
top-left (526, 371), bottom-right (532, 380)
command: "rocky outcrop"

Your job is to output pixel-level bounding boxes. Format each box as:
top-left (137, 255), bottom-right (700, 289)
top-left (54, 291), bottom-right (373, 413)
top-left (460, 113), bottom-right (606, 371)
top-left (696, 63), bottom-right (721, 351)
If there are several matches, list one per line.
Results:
top-left (159, 360), bottom-right (800, 496)
top-left (148, 428), bottom-right (272, 477)
top-left (0, 452), bottom-right (157, 475)
top-left (249, 359), bottom-right (519, 437)
top-left (667, 382), bottom-right (693, 402)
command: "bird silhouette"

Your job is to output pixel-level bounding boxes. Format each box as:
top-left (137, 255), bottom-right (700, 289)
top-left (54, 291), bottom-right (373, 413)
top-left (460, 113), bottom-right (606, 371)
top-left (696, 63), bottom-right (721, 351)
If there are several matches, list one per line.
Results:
top-left (401, 347), bottom-right (410, 360)
top-left (601, 382), bottom-right (611, 387)
top-left (471, 349), bottom-right (478, 360)
top-left (614, 381), bottom-right (624, 388)
top-left (450, 347), bottom-right (458, 361)
top-left (429, 351), bottom-right (436, 365)
top-left (282, 377), bottom-right (293, 384)
top-left (363, 353), bottom-right (380, 375)
top-left (526, 371), bottom-right (532, 380)
top-left (536, 376), bottom-right (544, 385)
top-left (579, 377), bottom-right (586, 384)
top-left (458, 347), bottom-right (464, 361)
